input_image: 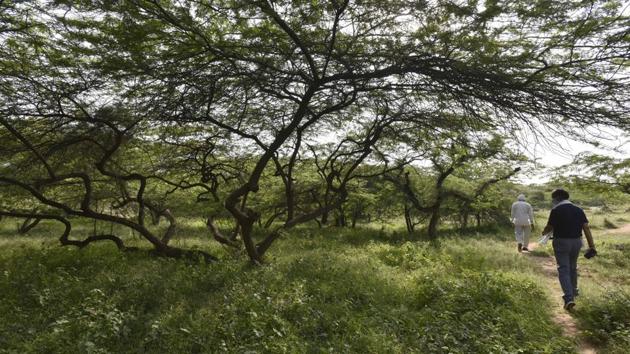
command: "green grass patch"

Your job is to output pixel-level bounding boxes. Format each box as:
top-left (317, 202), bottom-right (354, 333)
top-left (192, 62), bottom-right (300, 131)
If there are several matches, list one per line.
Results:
top-left (577, 290), bottom-right (630, 354)
top-left (568, 230), bottom-right (630, 354)
top-left (0, 221), bottom-right (578, 353)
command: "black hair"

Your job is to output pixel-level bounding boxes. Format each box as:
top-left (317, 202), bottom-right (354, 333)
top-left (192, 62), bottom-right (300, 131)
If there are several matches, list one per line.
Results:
top-left (551, 189), bottom-right (570, 201)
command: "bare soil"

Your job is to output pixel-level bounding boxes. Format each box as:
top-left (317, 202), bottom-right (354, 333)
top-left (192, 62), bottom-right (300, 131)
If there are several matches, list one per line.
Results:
top-left (608, 223), bottom-right (630, 234)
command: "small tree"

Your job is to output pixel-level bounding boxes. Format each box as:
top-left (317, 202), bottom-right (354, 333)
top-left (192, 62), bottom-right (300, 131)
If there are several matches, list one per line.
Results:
top-left (385, 133), bottom-right (523, 238)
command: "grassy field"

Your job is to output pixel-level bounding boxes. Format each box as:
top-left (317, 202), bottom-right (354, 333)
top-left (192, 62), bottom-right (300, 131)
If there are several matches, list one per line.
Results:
top-left (0, 208), bottom-right (628, 353)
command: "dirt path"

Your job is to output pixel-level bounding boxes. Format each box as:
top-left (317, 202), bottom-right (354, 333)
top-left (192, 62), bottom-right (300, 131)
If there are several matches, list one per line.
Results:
top-left (526, 242), bottom-right (597, 354)
top-left (608, 222), bottom-right (630, 234)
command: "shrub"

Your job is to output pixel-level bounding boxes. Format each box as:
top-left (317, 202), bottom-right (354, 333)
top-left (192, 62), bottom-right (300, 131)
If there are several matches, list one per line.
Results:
top-left (578, 290), bottom-right (630, 353)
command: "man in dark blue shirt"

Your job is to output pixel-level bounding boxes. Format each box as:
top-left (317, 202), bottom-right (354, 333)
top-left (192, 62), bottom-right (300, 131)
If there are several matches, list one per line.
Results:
top-left (541, 189), bottom-right (596, 310)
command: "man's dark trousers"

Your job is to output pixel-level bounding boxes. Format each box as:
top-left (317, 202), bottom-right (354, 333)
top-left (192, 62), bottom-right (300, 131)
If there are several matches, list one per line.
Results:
top-left (552, 238), bottom-right (582, 303)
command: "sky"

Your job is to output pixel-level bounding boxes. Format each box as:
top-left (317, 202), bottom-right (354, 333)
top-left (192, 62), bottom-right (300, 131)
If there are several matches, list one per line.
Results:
top-left (517, 128), bottom-right (630, 184)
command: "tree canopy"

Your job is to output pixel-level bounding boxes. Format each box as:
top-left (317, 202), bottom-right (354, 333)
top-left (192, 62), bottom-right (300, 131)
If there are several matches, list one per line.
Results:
top-left (1, 0), bottom-right (628, 262)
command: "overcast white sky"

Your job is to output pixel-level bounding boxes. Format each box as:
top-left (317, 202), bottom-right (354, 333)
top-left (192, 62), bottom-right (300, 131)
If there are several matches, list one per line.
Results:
top-left (516, 129), bottom-right (630, 184)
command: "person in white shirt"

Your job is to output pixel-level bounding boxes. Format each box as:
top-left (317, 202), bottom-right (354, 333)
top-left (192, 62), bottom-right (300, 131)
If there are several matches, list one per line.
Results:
top-left (511, 194), bottom-right (535, 252)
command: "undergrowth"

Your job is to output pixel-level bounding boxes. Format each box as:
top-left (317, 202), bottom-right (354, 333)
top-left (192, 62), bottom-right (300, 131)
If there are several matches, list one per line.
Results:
top-left (571, 231), bottom-right (630, 354)
top-left (578, 290), bottom-right (630, 354)
top-left (0, 220), bottom-right (577, 353)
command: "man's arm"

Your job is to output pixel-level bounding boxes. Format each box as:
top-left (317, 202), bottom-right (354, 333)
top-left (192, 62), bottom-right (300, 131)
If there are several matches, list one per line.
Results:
top-left (542, 209), bottom-right (555, 236)
top-left (528, 205), bottom-right (535, 230)
top-left (583, 223), bottom-right (595, 249)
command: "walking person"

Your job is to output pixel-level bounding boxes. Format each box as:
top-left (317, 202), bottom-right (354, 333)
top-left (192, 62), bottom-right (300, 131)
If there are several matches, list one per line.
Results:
top-left (541, 189), bottom-right (596, 310)
top-left (511, 194), bottom-right (534, 252)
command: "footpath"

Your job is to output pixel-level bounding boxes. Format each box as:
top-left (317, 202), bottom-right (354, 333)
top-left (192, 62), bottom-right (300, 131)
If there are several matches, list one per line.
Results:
top-left (525, 241), bottom-right (597, 354)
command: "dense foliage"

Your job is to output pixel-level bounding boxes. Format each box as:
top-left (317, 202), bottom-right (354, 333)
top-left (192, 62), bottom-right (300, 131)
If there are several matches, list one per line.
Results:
top-left (2, 3), bottom-right (629, 353)
top-left (0, 222), bottom-right (576, 353)
top-left (1, 1), bottom-right (629, 262)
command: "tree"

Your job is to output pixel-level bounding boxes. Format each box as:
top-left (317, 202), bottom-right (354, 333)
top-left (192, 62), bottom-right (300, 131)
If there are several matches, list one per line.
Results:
top-left (0, 103), bottom-right (218, 261)
top-left (1, 0), bottom-right (628, 263)
top-left (384, 132), bottom-right (524, 238)
top-left (557, 152), bottom-right (630, 201)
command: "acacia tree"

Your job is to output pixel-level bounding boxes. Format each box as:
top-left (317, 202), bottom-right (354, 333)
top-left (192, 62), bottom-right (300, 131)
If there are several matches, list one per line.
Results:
top-left (558, 153), bottom-right (630, 197)
top-left (384, 132), bottom-right (523, 238)
top-left (0, 102), bottom-right (219, 260)
top-left (1, 0), bottom-right (629, 262)
top-left (448, 163), bottom-right (523, 229)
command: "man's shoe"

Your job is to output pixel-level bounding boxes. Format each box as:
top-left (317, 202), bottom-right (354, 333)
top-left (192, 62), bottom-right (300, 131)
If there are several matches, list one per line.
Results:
top-left (522, 247), bottom-right (529, 252)
top-left (564, 301), bottom-right (576, 311)
top-left (518, 243), bottom-right (523, 252)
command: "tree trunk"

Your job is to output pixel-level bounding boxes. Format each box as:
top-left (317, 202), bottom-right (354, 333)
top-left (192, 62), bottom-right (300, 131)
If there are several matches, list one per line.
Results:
top-left (321, 211), bottom-right (329, 225)
top-left (351, 207), bottom-right (360, 228)
top-left (428, 207), bottom-right (440, 240)
top-left (335, 206), bottom-right (346, 227)
top-left (404, 205), bottom-right (414, 234)
top-left (18, 217), bottom-right (41, 234)
top-left (461, 211), bottom-right (469, 229)
top-left (150, 209), bottom-right (161, 225)
top-left (241, 221), bottom-right (262, 263)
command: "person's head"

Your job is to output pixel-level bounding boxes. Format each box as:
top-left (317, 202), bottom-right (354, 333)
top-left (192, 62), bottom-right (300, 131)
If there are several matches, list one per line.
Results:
top-left (551, 189), bottom-right (570, 203)
top-left (517, 194), bottom-right (526, 201)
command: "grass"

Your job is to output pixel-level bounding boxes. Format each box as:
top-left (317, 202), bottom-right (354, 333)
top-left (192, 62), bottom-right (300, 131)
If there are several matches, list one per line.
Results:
top-left (1, 212), bottom-right (626, 353)
top-left (569, 228), bottom-right (630, 354)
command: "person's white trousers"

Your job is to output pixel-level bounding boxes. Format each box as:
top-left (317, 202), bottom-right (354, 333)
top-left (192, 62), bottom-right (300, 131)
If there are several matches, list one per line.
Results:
top-left (514, 225), bottom-right (531, 246)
